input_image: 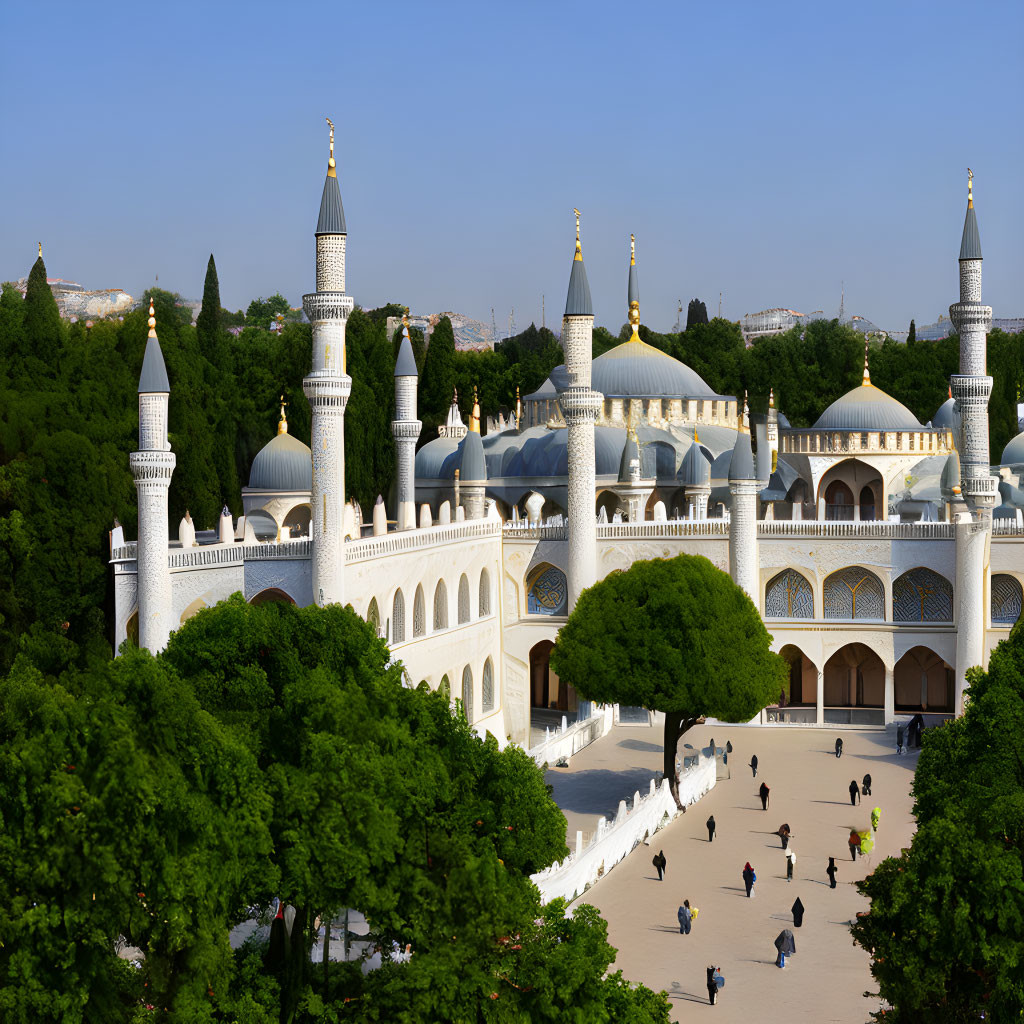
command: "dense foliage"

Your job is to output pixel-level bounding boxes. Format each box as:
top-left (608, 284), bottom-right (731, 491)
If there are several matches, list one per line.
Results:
top-left (851, 635), bottom-right (1024, 1021)
top-left (0, 598), bottom-right (671, 1022)
top-left (550, 555), bottom-right (786, 805)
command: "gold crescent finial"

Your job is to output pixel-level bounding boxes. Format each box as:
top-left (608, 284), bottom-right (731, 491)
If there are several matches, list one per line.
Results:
top-left (967, 167), bottom-right (973, 208)
top-left (278, 394), bottom-right (289, 434)
top-left (573, 208), bottom-right (582, 260)
top-left (769, 387), bottom-right (775, 409)
top-left (147, 299), bottom-right (157, 339)
top-left (862, 337), bottom-right (871, 386)
top-left (326, 117), bottom-right (337, 177)
top-left (630, 233), bottom-right (635, 266)
top-left (38, 242), bottom-right (42, 259)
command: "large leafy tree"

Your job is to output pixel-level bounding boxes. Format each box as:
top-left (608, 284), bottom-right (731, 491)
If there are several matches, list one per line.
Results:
top-left (551, 555), bottom-right (785, 806)
top-left (851, 630), bottom-right (1024, 1021)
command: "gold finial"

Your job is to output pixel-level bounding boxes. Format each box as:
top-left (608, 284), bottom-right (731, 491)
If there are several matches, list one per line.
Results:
top-left (740, 391), bottom-right (750, 432)
top-left (630, 233), bottom-right (635, 267)
top-left (470, 385), bottom-right (481, 433)
top-left (38, 242), bottom-right (42, 259)
top-left (515, 385), bottom-right (522, 428)
top-left (573, 208), bottom-right (582, 261)
top-left (326, 117), bottom-right (337, 177)
top-left (769, 387), bottom-right (775, 408)
top-left (278, 394), bottom-right (289, 434)
top-left (147, 299), bottom-right (157, 338)
top-left (862, 338), bottom-right (871, 386)
top-left (694, 427), bottom-right (700, 444)
top-left (967, 167), bottom-right (973, 208)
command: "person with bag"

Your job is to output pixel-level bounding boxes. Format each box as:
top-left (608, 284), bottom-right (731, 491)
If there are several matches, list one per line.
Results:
top-left (742, 861), bottom-right (756, 897)
top-left (862, 773), bottom-right (872, 797)
top-left (706, 966), bottom-right (719, 1004)
top-left (677, 900), bottom-right (692, 935)
top-left (777, 823), bottom-right (792, 849)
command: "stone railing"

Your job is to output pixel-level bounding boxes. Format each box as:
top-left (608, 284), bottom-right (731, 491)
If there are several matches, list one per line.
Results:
top-left (345, 518), bottom-right (500, 563)
top-left (502, 524), bottom-right (569, 541)
top-left (167, 540), bottom-right (312, 569)
top-left (530, 755), bottom-right (716, 904)
top-left (758, 521), bottom-right (955, 540)
top-left (992, 519), bottom-right (1024, 536)
top-left (598, 521), bottom-right (730, 538)
top-left (527, 706), bottom-right (614, 768)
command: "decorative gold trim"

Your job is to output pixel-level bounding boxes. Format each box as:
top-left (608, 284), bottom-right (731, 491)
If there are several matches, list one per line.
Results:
top-left (147, 300), bottom-right (157, 338)
top-left (967, 167), bottom-right (973, 209)
top-left (573, 208), bottom-right (582, 260)
top-left (862, 338), bottom-right (871, 386)
top-left (326, 117), bottom-right (337, 177)
top-left (278, 394), bottom-right (289, 434)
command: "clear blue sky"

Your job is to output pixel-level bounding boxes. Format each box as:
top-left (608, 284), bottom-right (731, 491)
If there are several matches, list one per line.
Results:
top-left (2, 0), bottom-right (1021, 334)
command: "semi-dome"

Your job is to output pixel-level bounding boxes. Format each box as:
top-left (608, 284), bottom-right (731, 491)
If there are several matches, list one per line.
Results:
top-left (592, 337), bottom-right (717, 399)
top-left (813, 382), bottom-right (921, 431)
top-left (677, 441), bottom-right (711, 486)
top-left (248, 431), bottom-right (312, 490)
top-left (1001, 430), bottom-right (1024, 466)
top-left (932, 395), bottom-right (956, 430)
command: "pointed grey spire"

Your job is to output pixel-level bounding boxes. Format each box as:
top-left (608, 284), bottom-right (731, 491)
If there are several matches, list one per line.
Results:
top-left (728, 431), bottom-right (755, 481)
top-left (138, 300), bottom-right (170, 393)
top-left (959, 205), bottom-right (981, 261)
top-left (564, 209), bottom-right (593, 316)
top-left (394, 324), bottom-right (418, 377)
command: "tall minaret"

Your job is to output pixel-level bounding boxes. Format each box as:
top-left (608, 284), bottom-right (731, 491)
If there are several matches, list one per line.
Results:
top-left (302, 119), bottom-right (353, 607)
top-left (393, 313), bottom-right (421, 530)
top-left (130, 300), bottom-right (175, 653)
top-left (950, 170), bottom-right (995, 709)
top-left (560, 209), bottom-right (602, 609)
top-left (728, 395), bottom-right (759, 602)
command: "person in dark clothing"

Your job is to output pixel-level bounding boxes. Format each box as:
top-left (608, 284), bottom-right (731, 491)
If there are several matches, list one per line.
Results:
top-left (750, 754), bottom-right (758, 778)
top-left (849, 779), bottom-right (861, 805)
top-left (706, 966), bottom-right (718, 1005)
top-left (849, 830), bottom-right (860, 860)
top-left (678, 900), bottom-right (692, 935)
top-left (778, 687), bottom-right (787, 708)
top-left (785, 849), bottom-right (796, 882)
top-left (835, 737), bottom-right (843, 758)
top-left (792, 897), bottom-right (805, 927)
top-left (777, 823), bottom-right (791, 849)
top-left (862, 773), bottom-right (872, 797)
top-left (759, 781), bottom-right (770, 810)
top-left (826, 856), bottom-right (837, 888)
top-left (896, 725), bottom-right (905, 754)
top-left (706, 815), bottom-right (717, 842)
top-left (910, 713), bottom-right (924, 747)
top-left (726, 741), bottom-right (733, 754)
top-left (742, 862), bottom-right (756, 897)
top-left (652, 850), bottom-right (666, 880)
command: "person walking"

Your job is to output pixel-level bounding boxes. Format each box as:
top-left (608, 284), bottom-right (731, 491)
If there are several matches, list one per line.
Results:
top-left (835, 737), bottom-right (843, 758)
top-left (677, 900), bottom-right (692, 935)
top-left (706, 814), bottom-right (717, 842)
top-left (849, 779), bottom-right (860, 806)
top-left (849, 830), bottom-right (861, 861)
top-left (774, 928), bottom-right (796, 969)
top-left (862, 773), bottom-right (872, 797)
top-left (792, 896), bottom-right (805, 927)
top-left (742, 861), bottom-right (756, 898)
top-left (759, 781), bottom-right (770, 810)
top-left (826, 856), bottom-right (838, 888)
top-left (785, 849), bottom-right (796, 882)
top-left (652, 850), bottom-right (667, 881)
top-left (750, 754), bottom-right (758, 778)
top-left (871, 806), bottom-right (881, 832)
top-left (706, 966), bottom-right (719, 1005)
top-left (777, 823), bottom-right (792, 849)
top-left (896, 725), bottom-right (905, 755)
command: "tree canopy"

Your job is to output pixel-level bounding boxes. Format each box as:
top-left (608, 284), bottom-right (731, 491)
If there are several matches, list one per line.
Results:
top-left (550, 555), bottom-right (785, 804)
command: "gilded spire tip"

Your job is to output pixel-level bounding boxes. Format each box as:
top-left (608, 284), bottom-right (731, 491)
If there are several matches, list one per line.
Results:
top-left (37, 242), bottom-right (42, 259)
top-left (769, 387), bottom-right (775, 408)
top-left (326, 117), bottom-right (337, 177)
top-left (573, 208), bottom-right (582, 260)
top-left (278, 394), bottom-right (289, 434)
top-left (862, 338), bottom-right (871, 386)
top-left (147, 299), bottom-right (156, 338)
top-left (470, 385), bottom-right (481, 433)
top-left (967, 167), bottom-right (973, 208)
top-left (630, 233), bottom-right (635, 267)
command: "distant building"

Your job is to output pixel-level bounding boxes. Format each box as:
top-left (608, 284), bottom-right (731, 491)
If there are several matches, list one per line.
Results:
top-left (386, 311), bottom-right (495, 351)
top-left (741, 308), bottom-right (824, 344)
top-left (914, 314), bottom-right (1022, 341)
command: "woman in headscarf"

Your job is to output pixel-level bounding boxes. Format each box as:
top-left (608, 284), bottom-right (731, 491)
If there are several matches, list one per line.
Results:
top-left (742, 861), bottom-right (756, 897)
top-left (791, 896), bottom-right (805, 927)
top-left (677, 900), bottom-right (692, 935)
top-left (774, 928), bottom-right (796, 968)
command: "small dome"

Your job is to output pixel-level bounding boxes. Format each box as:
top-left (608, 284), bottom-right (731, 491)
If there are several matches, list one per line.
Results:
top-left (248, 432), bottom-right (312, 490)
top-left (460, 431), bottom-right (487, 482)
top-left (932, 396), bottom-right (956, 430)
top-left (1001, 430), bottom-right (1024, 466)
top-left (592, 337), bottom-right (717, 399)
top-left (728, 432), bottom-right (756, 481)
top-left (677, 442), bottom-right (711, 486)
top-left (813, 383), bottom-right (921, 431)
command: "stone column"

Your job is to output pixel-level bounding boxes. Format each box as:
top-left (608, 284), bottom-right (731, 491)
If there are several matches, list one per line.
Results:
top-left (728, 479), bottom-right (759, 602)
top-left (954, 511), bottom-right (989, 712)
top-left (131, 449), bottom-right (175, 653)
top-left (816, 666), bottom-right (824, 725)
top-left (884, 664), bottom-right (895, 724)
top-left (563, 387), bottom-right (602, 609)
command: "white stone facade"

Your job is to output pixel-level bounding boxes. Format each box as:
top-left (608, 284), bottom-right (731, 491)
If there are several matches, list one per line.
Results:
top-left (728, 479), bottom-right (759, 599)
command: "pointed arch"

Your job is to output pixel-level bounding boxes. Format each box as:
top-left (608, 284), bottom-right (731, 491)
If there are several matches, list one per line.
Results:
top-left (462, 664), bottom-right (474, 723)
top-left (413, 585), bottom-right (426, 637)
top-left (367, 597), bottom-right (381, 637)
top-left (179, 596), bottom-right (208, 625)
top-left (823, 567), bottom-right (884, 620)
top-left (482, 657), bottom-right (495, 712)
top-left (526, 563), bottom-right (568, 616)
top-left (892, 568), bottom-right (953, 622)
top-left (458, 573), bottom-right (471, 624)
top-left (478, 567), bottom-right (491, 617)
top-left (433, 579), bottom-right (449, 631)
top-left (392, 590), bottom-right (405, 642)
top-left (991, 574), bottom-right (1022, 625)
top-left (765, 570), bottom-right (814, 619)
top-left (249, 588), bottom-right (296, 606)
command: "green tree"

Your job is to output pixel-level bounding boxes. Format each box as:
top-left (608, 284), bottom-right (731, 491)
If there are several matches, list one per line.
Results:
top-left (23, 255), bottom-right (63, 371)
top-left (907, 318), bottom-right (916, 344)
top-left (419, 315), bottom-right (457, 438)
top-left (550, 555), bottom-right (785, 806)
top-left (685, 298), bottom-right (708, 330)
top-left (245, 294), bottom-right (291, 330)
top-left (196, 254), bottom-right (224, 362)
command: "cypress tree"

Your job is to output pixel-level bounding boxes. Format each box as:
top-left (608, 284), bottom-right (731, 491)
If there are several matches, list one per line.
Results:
top-left (23, 254), bottom-right (63, 369)
top-left (908, 319), bottom-right (917, 345)
top-left (420, 315), bottom-right (456, 425)
top-left (686, 298), bottom-right (709, 330)
top-left (196, 254), bottom-right (223, 360)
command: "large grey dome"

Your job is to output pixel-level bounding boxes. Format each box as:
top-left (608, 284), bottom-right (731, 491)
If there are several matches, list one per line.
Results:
top-left (248, 431), bottom-right (312, 490)
top-left (932, 395), bottom-right (956, 430)
top-left (592, 337), bottom-right (717, 399)
top-left (814, 382), bottom-right (921, 431)
top-left (1001, 431), bottom-right (1024, 466)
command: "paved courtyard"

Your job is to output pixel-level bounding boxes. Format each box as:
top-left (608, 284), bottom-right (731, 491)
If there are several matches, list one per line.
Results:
top-left (547, 723), bottom-right (919, 1023)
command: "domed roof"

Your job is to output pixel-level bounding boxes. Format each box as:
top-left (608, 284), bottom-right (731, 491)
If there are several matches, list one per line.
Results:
top-left (677, 441), bottom-right (711, 486)
top-left (592, 337), bottom-right (716, 399)
top-left (932, 395), bottom-right (956, 430)
top-left (459, 431), bottom-right (487, 482)
top-left (1001, 431), bottom-right (1024, 466)
top-left (728, 431), bottom-right (756, 481)
top-left (813, 382), bottom-right (921, 431)
top-left (248, 430), bottom-right (312, 490)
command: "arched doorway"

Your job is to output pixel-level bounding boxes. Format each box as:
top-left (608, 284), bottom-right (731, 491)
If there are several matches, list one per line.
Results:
top-left (179, 596), bottom-right (208, 624)
top-left (818, 459), bottom-right (883, 522)
top-left (778, 645), bottom-right (817, 706)
top-left (824, 644), bottom-right (884, 708)
top-left (894, 647), bottom-right (953, 713)
top-left (249, 588), bottom-right (296, 605)
top-left (824, 480), bottom-right (854, 520)
top-left (282, 503), bottom-right (312, 538)
top-left (529, 639), bottom-right (577, 712)
top-left (595, 489), bottom-right (623, 521)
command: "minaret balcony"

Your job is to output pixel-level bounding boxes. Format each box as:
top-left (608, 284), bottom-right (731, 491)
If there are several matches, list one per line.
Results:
top-left (302, 292), bottom-right (354, 321)
top-left (391, 420), bottom-right (422, 439)
top-left (949, 302), bottom-right (992, 332)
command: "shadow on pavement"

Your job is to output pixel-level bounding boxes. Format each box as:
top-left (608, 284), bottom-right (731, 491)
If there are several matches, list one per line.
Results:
top-left (544, 767), bottom-right (661, 816)
top-left (616, 738), bottom-right (664, 753)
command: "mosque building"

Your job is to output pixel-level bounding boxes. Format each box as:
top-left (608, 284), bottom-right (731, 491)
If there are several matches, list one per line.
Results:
top-left (111, 141), bottom-right (1023, 747)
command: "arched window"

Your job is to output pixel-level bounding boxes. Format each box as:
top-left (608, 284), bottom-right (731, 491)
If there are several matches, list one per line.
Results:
top-left (859, 485), bottom-right (876, 522)
top-left (458, 574), bottom-right (470, 624)
top-left (765, 570), bottom-right (814, 619)
top-left (892, 568), bottom-right (953, 622)
top-left (462, 664), bottom-right (474, 723)
top-left (367, 597), bottom-right (381, 637)
top-left (391, 591), bottom-right (405, 642)
top-left (825, 481), bottom-right (854, 521)
top-left (823, 567), bottom-right (885, 620)
top-left (479, 568), bottom-right (491, 617)
top-left (433, 580), bottom-right (449, 631)
top-left (482, 657), bottom-right (495, 712)
top-left (526, 564), bottom-right (568, 616)
top-left (992, 574), bottom-right (1023, 625)
top-left (413, 585), bottom-right (426, 637)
